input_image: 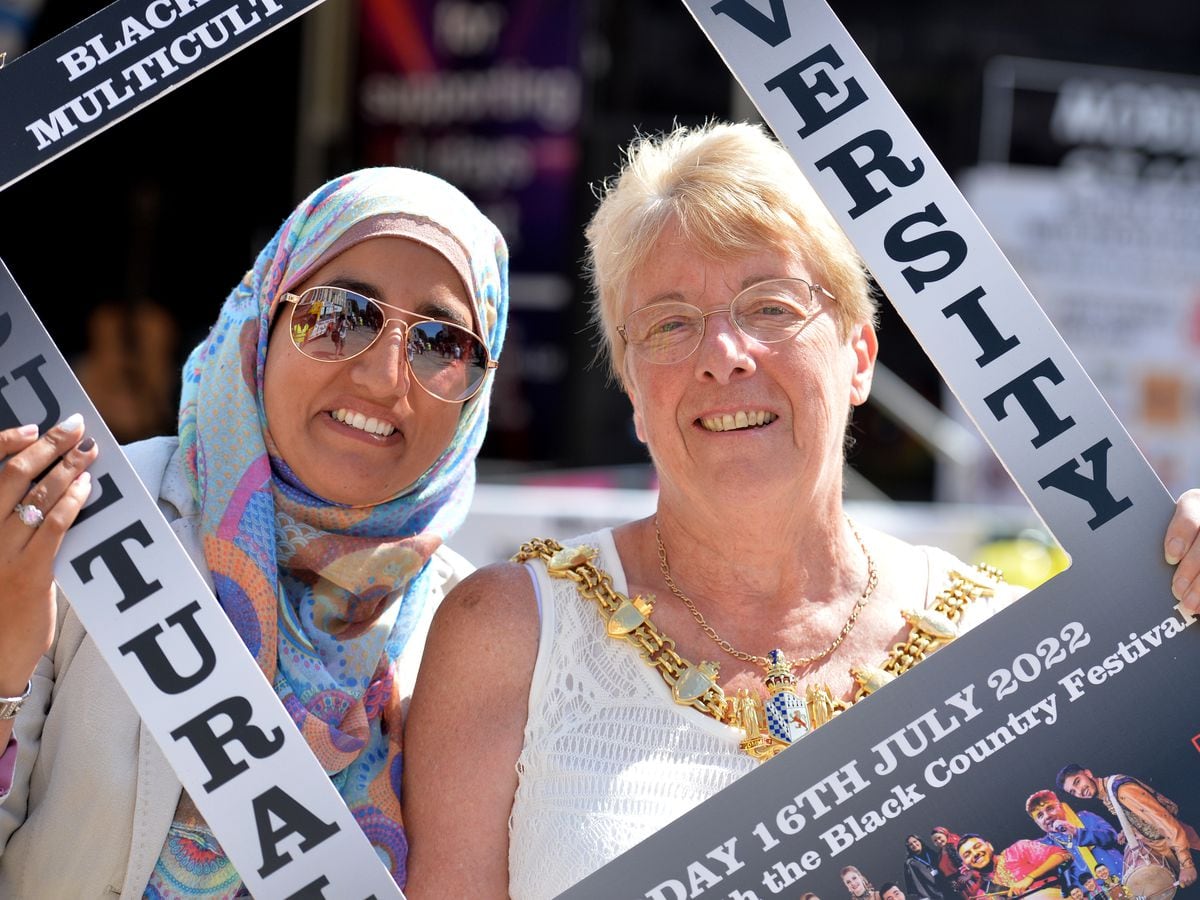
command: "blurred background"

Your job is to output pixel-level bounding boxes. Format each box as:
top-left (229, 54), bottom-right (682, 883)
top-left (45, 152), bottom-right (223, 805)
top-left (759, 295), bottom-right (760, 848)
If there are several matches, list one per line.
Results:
top-left (2, 0), bottom-right (1198, 574)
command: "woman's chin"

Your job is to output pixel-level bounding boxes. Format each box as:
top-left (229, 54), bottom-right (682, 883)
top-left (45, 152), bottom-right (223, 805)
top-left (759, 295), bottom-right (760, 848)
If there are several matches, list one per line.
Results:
top-left (314, 479), bottom-right (408, 508)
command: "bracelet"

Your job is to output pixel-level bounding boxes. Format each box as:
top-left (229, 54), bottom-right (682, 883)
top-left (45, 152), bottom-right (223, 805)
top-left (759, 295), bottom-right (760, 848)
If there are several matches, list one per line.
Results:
top-left (0, 680), bottom-right (32, 720)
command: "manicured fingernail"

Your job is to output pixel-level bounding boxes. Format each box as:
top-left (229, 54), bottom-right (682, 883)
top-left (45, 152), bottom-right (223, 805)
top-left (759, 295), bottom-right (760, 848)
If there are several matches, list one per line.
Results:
top-left (17, 423), bottom-right (38, 437)
top-left (1166, 538), bottom-right (1184, 565)
top-left (60, 413), bottom-right (84, 431)
top-left (78, 437), bottom-right (95, 453)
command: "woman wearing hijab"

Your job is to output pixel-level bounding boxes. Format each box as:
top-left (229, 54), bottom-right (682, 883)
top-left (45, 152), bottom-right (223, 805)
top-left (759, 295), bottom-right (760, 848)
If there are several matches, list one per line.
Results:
top-left (0, 167), bottom-right (507, 896)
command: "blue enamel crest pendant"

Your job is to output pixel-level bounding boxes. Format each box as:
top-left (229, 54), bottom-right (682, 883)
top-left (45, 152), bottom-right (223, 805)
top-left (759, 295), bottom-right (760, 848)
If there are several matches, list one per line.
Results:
top-left (737, 649), bottom-right (811, 761)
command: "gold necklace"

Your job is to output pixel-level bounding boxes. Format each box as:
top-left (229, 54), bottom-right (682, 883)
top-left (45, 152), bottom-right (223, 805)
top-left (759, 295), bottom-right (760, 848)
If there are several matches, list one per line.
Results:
top-left (513, 537), bottom-right (1000, 762)
top-left (654, 515), bottom-right (878, 669)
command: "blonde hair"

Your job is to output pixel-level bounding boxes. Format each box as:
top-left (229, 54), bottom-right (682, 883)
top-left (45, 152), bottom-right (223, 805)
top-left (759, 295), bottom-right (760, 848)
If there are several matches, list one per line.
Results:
top-left (585, 121), bottom-right (875, 385)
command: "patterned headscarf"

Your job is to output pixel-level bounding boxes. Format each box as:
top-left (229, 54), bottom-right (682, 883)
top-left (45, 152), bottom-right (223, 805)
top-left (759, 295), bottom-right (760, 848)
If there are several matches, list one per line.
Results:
top-left (173, 168), bottom-right (507, 887)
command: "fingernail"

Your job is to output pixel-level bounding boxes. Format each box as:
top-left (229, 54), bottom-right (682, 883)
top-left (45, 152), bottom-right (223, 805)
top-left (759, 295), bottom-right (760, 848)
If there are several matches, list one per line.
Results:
top-left (1166, 538), bottom-right (1184, 565)
top-left (17, 423), bottom-right (38, 437)
top-left (1172, 576), bottom-right (1187, 600)
top-left (76, 471), bottom-right (91, 489)
top-left (60, 413), bottom-right (84, 431)
top-left (78, 437), bottom-right (95, 453)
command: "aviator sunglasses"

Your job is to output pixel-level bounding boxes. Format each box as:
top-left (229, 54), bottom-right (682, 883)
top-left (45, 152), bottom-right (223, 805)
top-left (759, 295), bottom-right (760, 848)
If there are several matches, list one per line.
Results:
top-left (279, 285), bottom-right (497, 402)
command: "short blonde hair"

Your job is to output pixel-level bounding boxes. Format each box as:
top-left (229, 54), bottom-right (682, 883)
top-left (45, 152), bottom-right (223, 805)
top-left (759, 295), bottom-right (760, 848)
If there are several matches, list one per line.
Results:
top-left (585, 121), bottom-right (875, 385)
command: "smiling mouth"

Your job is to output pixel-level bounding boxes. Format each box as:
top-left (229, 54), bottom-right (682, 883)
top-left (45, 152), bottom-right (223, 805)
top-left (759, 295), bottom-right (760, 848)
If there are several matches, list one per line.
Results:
top-left (699, 410), bottom-right (777, 432)
top-left (331, 407), bottom-right (396, 437)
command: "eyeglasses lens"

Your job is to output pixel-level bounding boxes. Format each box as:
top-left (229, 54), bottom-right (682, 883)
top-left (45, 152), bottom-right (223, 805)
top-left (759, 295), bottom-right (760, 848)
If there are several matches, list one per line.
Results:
top-left (289, 287), bottom-right (488, 401)
top-left (731, 281), bottom-right (811, 340)
top-left (624, 279), bottom-right (814, 364)
top-left (626, 305), bottom-right (703, 364)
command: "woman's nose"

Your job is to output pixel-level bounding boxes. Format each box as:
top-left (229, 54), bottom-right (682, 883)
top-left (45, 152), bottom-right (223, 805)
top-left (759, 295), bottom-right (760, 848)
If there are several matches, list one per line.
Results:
top-left (693, 309), bottom-right (756, 383)
top-left (349, 325), bottom-right (412, 395)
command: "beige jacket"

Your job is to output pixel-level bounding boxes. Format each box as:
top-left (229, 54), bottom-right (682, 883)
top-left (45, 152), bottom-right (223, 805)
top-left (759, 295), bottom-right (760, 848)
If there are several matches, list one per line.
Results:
top-left (0, 437), bottom-right (470, 898)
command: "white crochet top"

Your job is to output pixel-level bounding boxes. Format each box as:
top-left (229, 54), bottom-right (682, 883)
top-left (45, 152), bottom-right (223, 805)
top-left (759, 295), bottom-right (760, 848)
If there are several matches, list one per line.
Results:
top-left (507, 528), bottom-right (1014, 899)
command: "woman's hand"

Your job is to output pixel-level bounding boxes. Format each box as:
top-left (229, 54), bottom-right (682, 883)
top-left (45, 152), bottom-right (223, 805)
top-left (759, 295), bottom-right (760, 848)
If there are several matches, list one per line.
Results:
top-left (1165, 488), bottom-right (1200, 617)
top-left (0, 416), bottom-right (97, 697)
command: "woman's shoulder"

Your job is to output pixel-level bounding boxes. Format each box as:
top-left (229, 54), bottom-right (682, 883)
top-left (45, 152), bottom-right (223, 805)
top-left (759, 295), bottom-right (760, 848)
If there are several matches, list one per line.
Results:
top-left (121, 434), bottom-right (196, 521)
top-left (428, 559), bottom-right (540, 645)
top-left (121, 434), bottom-right (179, 485)
top-left (859, 524), bottom-right (1025, 624)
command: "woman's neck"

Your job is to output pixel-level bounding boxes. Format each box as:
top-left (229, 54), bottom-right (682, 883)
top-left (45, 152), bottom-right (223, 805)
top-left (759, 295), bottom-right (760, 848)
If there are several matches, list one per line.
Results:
top-left (649, 489), bottom-right (860, 614)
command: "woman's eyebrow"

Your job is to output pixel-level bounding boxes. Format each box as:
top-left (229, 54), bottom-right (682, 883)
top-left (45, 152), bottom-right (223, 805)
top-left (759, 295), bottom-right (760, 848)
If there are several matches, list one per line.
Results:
top-left (324, 276), bottom-right (381, 297)
top-left (740, 274), bottom-right (787, 288)
top-left (417, 300), bottom-right (472, 328)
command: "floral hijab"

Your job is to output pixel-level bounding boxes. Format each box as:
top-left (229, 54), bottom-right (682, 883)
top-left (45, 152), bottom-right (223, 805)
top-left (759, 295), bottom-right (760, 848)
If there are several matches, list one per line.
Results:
top-left (171, 168), bottom-right (507, 888)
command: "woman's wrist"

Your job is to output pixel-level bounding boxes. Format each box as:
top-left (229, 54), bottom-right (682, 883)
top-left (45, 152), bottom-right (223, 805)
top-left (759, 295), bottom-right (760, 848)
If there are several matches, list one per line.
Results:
top-left (0, 679), bottom-right (31, 720)
top-left (0, 660), bottom-right (36, 699)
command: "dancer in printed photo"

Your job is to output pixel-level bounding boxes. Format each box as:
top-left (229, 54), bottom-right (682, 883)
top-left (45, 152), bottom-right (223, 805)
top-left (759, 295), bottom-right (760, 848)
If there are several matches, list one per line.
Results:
top-left (1028, 789), bottom-right (1125, 891)
top-left (1058, 764), bottom-right (1199, 889)
top-left (958, 832), bottom-right (1071, 900)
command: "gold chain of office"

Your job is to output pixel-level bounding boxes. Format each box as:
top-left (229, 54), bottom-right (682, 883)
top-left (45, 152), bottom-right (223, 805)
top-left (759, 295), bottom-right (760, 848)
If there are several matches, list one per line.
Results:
top-left (513, 538), bottom-right (1002, 737)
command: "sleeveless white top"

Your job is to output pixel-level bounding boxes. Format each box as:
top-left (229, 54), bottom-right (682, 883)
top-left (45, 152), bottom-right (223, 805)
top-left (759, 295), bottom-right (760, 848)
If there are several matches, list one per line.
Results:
top-left (507, 528), bottom-right (1014, 899)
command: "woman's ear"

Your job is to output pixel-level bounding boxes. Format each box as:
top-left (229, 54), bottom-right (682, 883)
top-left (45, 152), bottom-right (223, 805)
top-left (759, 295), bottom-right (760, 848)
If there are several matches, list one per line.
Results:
top-left (620, 354), bottom-right (649, 444)
top-left (848, 321), bottom-right (878, 407)
top-left (627, 386), bottom-right (648, 444)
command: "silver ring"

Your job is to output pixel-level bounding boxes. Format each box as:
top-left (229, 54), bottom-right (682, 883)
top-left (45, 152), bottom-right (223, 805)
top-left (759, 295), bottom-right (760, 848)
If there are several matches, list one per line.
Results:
top-left (13, 503), bottom-right (44, 529)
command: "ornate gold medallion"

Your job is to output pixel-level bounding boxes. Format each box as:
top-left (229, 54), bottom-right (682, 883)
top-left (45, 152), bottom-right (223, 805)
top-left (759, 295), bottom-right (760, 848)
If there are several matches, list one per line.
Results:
top-left (607, 594), bottom-right (655, 636)
top-left (672, 660), bottom-right (721, 704)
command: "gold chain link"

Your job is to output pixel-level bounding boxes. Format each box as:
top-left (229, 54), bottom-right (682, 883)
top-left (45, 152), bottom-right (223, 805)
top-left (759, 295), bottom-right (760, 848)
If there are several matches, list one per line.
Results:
top-left (875, 564), bottom-right (1002, 681)
top-left (514, 538), bottom-right (732, 723)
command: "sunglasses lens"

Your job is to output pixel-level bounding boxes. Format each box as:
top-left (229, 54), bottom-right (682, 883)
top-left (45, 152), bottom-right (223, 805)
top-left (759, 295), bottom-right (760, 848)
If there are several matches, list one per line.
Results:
top-left (289, 287), bottom-right (491, 401)
top-left (408, 321), bottom-right (489, 401)
top-left (289, 288), bottom-right (382, 361)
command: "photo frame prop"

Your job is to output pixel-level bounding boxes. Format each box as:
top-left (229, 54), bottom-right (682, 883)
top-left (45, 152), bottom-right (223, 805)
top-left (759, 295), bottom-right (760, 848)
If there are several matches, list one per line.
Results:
top-left (0, 1), bottom-right (412, 894)
top-left (0, 0), bottom-right (324, 191)
top-left (560, 2), bottom-right (1199, 897)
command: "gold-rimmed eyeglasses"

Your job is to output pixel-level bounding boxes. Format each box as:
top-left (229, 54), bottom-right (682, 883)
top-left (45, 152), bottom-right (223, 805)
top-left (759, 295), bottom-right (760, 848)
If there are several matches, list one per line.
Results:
top-left (279, 285), bottom-right (497, 402)
top-left (617, 277), bottom-right (834, 365)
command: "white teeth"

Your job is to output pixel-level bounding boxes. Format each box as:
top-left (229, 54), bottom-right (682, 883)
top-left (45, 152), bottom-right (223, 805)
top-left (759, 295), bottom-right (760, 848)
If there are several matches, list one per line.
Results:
top-left (331, 408), bottom-right (395, 437)
top-left (700, 411), bottom-right (777, 432)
